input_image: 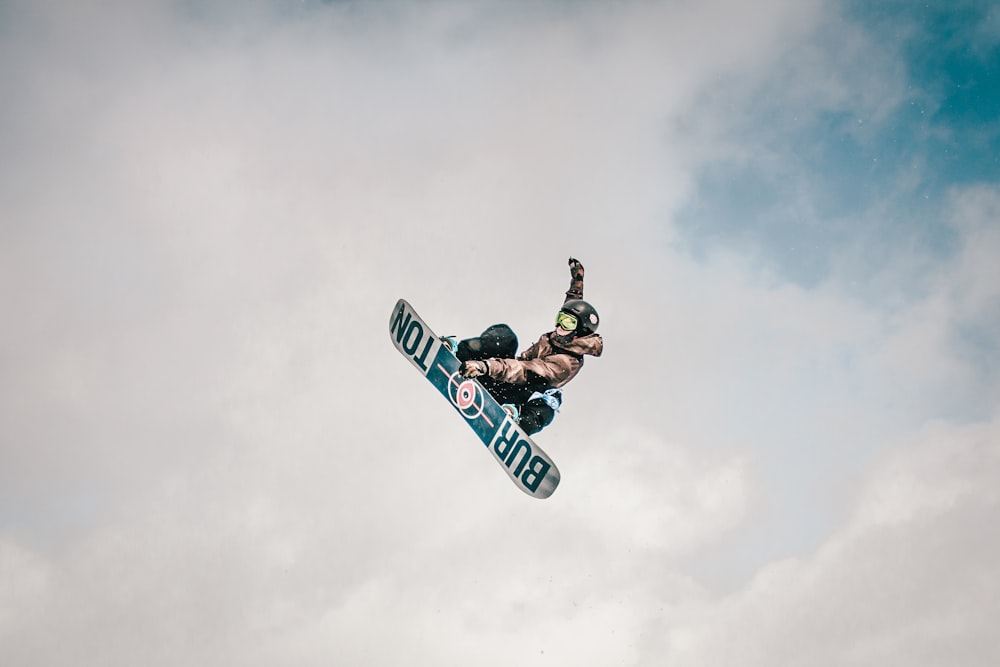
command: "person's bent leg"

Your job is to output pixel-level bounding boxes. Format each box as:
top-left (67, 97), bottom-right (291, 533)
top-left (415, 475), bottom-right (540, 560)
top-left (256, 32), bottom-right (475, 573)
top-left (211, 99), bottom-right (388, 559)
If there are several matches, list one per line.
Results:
top-left (456, 324), bottom-right (517, 362)
top-left (518, 399), bottom-right (555, 435)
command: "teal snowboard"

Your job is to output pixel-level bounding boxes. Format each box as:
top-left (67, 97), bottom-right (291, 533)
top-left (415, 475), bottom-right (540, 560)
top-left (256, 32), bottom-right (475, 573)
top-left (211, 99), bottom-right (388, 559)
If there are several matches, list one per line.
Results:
top-left (390, 299), bottom-right (560, 499)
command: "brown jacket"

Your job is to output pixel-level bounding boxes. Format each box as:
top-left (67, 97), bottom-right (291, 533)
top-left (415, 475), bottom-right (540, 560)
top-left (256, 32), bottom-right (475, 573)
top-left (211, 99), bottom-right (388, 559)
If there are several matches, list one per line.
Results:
top-left (484, 331), bottom-right (603, 388)
top-left (482, 261), bottom-right (603, 388)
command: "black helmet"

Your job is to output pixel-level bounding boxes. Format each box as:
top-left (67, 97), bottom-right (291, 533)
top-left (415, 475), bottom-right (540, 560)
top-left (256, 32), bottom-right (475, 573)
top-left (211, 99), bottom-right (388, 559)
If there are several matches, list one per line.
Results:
top-left (560, 299), bottom-right (600, 335)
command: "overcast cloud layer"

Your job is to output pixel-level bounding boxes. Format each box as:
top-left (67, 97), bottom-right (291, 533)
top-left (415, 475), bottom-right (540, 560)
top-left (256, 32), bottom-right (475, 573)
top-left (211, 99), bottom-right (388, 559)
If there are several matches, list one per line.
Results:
top-left (2, 1), bottom-right (999, 665)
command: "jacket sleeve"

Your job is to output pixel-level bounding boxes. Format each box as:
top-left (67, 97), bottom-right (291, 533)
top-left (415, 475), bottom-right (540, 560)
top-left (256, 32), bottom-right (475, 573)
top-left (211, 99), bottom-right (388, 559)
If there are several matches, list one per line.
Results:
top-left (565, 258), bottom-right (585, 303)
top-left (485, 354), bottom-right (581, 388)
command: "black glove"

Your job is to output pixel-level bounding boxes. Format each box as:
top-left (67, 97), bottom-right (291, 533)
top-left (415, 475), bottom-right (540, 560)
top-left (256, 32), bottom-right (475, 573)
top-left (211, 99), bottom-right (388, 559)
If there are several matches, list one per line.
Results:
top-left (460, 360), bottom-right (489, 379)
top-left (568, 257), bottom-right (585, 281)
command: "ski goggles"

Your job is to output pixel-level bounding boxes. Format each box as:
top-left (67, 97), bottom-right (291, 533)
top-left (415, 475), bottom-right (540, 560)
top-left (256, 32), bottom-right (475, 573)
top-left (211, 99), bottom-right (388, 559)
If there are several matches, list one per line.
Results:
top-left (555, 310), bottom-right (578, 331)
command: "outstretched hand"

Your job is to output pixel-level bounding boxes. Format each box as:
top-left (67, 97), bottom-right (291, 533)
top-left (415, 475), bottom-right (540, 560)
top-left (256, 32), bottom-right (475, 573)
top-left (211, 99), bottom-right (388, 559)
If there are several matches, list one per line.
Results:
top-left (460, 360), bottom-right (488, 379)
top-left (568, 257), bottom-right (585, 280)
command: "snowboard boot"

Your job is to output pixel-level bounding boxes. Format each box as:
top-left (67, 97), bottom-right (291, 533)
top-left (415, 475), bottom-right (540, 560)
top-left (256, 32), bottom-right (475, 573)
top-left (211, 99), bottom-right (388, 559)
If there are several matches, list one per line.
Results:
top-left (439, 335), bottom-right (459, 354)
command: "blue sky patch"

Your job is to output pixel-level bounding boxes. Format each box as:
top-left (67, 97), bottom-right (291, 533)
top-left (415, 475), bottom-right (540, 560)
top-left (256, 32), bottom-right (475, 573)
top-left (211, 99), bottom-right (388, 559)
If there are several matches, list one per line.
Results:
top-left (676, 0), bottom-right (998, 287)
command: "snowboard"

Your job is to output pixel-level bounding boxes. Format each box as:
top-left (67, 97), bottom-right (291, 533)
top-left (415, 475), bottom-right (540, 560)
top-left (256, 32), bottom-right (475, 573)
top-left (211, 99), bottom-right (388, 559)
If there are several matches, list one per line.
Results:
top-left (389, 298), bottom-right (561, 499)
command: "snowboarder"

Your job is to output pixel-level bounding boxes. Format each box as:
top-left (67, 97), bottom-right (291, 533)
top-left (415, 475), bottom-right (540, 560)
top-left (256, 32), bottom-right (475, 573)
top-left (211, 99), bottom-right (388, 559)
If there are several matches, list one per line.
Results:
top-left (443, 257), bottom-right (604, 435)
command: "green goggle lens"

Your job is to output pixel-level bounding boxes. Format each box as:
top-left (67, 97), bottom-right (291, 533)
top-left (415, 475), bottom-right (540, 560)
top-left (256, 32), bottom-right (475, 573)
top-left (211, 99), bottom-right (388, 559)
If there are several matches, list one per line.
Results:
top-left (556, 311), bottom-right (578, 331)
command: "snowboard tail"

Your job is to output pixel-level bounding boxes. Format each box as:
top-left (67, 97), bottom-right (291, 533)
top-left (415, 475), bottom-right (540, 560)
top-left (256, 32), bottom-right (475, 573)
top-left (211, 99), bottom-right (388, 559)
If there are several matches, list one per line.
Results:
top-left (390, 299), bottom-right (560, 499)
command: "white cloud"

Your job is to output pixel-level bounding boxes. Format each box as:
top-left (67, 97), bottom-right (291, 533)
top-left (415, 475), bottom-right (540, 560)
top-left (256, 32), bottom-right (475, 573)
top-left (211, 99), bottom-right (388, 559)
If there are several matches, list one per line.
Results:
top-left (560, 427), bottom-right (748, 554)
top-left (658, 417), bottom-right (1000, 667)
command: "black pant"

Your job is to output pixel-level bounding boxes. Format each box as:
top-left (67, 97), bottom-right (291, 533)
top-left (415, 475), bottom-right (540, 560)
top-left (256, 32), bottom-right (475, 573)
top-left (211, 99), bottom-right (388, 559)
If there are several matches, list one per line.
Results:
top-left (456, 324), bottom-right (555, 435)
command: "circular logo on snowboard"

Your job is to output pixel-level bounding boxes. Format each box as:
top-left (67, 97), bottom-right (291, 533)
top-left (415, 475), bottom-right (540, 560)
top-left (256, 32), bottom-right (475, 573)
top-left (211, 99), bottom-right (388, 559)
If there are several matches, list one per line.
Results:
top-left (447, 372), bottom-right (489, 422)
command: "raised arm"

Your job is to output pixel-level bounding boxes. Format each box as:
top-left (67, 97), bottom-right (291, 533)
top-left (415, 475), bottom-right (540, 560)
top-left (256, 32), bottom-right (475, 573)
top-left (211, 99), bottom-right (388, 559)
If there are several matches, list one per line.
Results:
top-left (566, 257), bottom-right (585, 303)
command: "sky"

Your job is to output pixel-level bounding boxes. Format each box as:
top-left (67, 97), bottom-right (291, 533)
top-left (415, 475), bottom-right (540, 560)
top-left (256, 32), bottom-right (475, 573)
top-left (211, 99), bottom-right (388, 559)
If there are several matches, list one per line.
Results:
top-left (1, 0), bottom-right (998, 665)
